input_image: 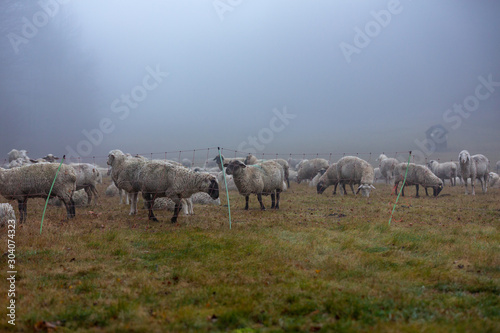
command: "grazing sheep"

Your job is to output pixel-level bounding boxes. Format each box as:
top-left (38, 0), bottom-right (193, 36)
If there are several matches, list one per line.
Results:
top-left (393, 162), bottom-right (443, 197)
top-left (297, 158), bottom-right (329, 183)
top-left (70, 163), bottom-right (102, 205)
top-left (336, 156), bottom-right (375, 197)
top-left (316, 163), bottom-right (340, 195)
top-left (224, 160), bottom-right (284, 210)
top-left (458, 150), bottom-right (489, 195)
top-left (107, 150), bottom-right (148, 215)
top-left (309, 170), bottom-right (325, 188)
top-left (0, 203), bottom-right (16, 227)
top-left (489, 172), bottom-right (500, 188)
top-left (139, 161), bottom-right (219, 223)
top-left (377, 154), bottom-right (399, 184)
top-left (0, 163), bottom-right (76, 223)
top-left (426, 160), bottom-right (458, 186)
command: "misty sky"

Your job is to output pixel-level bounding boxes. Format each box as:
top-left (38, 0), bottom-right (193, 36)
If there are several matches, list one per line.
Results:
top-left (1, 0), bottom-right (499, 165)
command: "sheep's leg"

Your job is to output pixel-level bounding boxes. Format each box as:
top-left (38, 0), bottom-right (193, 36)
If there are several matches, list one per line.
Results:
top-left (333, 183), bottom-right (338, 195)
top-left (90, 185), bottom-right (99, 205)
top-left (415, 185), bottom-right (420, 198)
top-left (144, 193), bottom-right (158, 222)
top-left (62, 197), bottom-right (75, 219)
top-left (340, 183), bottom-right (347, 196)
top-left (17, 198), bottom-right (27, 223)
top-left (287, 177), bottom-right (290, 188)
top-left (244, 195), bottom-right (250, 210)
top-left (401, 184), bottom-right (405, 197)
top-left (471, 178), bottom-right (475, 196)
top-left (171, 196), bottom-right (182, 223)
top-left (119, 189), bottom-right (124, 204)
top-left (270, 192), bottom-right (276, 209)
top-left (257, 193), bottom-right (266, 210)
top-left (350, 184), bottom-right (355, 195)
top-left (425, 187), bottom-right (429, 196)
top-left (85, 187), bottom-right (92, 205)
top-left (275, 190), bottom-right (281, 209)
top-left (129, 192), bottom-right (138, 215)
top-left (464, 178), bottom-right (468, 195)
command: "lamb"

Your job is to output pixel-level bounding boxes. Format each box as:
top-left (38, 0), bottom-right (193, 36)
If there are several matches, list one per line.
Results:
top-left (336, 156), bottom-right (375, 197)
top-left (107, 149), bottom-right (148, 215)
top-left (70, 163), bottom-right (102, 205)
top-left (489, 172), bottom-right (500, 188)
top-left (224, 160), bottom-right (284, 210)
top-left (458, 150), bottom-right (489, 195)
top-left (0, 203), bottom-right (16, 227)
top-left (376, 154), bottom-right (399, 184)
top-left (316, 163), bottom-right (340, 195)
top-left (0, 163), bottom-right (76, 223)
top-left (426, 160), bottom-right (458, 186)
top-left (139, 161), bottom-right (219, 222)
top-left (297, 158), bottom-right (329, 183)
top-left (393, 162), bottom-right (443, 197)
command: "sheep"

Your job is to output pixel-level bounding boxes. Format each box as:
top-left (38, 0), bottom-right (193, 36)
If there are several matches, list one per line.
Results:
top-left (336, 156), bottom-right (375, 197)
top-left (49, 188), bottom-right (89, 207)
top-left (0, 163), bottom-right (76, 223)
top-left (458, 150), bottom-right (489, 195)
top-left (374, 167), bottom-right (385, 183)
top-left (309, 170), bottom-right (325, 188)
top-left (70, 163), bottom-right (102, 205)
top-left (224, 160), bottom-right (284, 210)
top-left (30, 154), bottom-right (60, 164)
top-left (0, 203), bottom-right (16, 227)
top-left (8, 149), bottom-right (29, 163)
top-left (426, 160), bottom-right (458, 186)
top-left (139, 161), bottom-right (219, 223)
top-left (316, 163), bottom-right (340, 195)
top-left (107, 149), bottom-right (148, 215)
top-left (393, 162), bottom-right (443, 197)
top-left (376, 154), bottom-right (399, 184)
top-left (287, 158), bottom-right (303, 171)
top-left (244, 154), bottom-right (262, 165)
top-left (297, 158), bottom-right (329, 183)
top-left (496, 161), bottom-right (500, 174)
top-left (489, 172), bottom-right (500, 188)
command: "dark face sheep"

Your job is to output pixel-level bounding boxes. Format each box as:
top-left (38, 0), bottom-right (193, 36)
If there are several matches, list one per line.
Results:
top-left (432, 182), bottom-right (444, 197)
top-left (208, 177), bottom-right (219, 200)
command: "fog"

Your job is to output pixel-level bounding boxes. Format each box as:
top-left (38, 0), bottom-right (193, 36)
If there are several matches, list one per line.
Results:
top-left (1, 0), bottom-right (499, 164)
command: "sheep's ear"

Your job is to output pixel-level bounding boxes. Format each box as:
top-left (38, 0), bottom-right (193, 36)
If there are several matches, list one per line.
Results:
top-left (223, 162), bottom-right (229, 167)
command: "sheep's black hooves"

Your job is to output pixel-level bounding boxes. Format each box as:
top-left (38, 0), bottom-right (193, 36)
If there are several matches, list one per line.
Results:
top-left (261, 207), bottom-right (266, 211)
top-left (149, 217), bottom-right (158, 222)
top-left (170, 218), bottom-right (177, 223)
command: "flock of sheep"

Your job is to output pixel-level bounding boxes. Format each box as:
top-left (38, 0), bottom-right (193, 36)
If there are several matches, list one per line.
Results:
top-left (0, 148), bottom-right (499, 226)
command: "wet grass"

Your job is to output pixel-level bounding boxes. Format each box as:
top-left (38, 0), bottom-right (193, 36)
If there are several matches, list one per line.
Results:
top-left (0, 179), bottom-right (499, 332)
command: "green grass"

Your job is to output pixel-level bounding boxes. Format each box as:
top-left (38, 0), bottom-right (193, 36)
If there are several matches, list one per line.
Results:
top-left (0, 179), bottom-right (499, 332)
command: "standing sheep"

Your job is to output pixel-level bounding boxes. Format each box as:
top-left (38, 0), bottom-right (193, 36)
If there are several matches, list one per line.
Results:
top-left (0, 163), bottom-right (76, 223)
top-left (458, 150), bottom-right (489, 195)
top-left (426, 160), bottom-right (458, 186)
top-left (336, 156), bottom-right (375, 197)
top-left (297, 158), bottom-right (329, 183)
top-left (139, 161), bottom-right (219, 223)
top-left (393, 162), bottom-right (443, 197)
top-left (316, 163), bottom-right (340, 195)
top-left (377, 154), bottom-right (399, 184)
top-left (246, 154), bottom-right (291, 189)
top-left (224, 160), bottom-right (284, 210)
top-left (107, 150), bottom-right (148, 215)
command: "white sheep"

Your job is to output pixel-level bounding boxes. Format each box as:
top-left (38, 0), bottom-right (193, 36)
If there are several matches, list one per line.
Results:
top-left (139, 161), bottom-right (219, 222)
top-left (297, 158), bottom-right (329, 183)
top-left (336, 156), bottom-right (375, 197)
top-left (0, 163), bottom-right (76, 223)
top-left (0, 203), bottom-right (16, 227)
top-left (8, 149), bottom-right (29, 163)
top-left (316, 163), bottom-right (340, 195)
top-left (393, 162), bottom-right (443, 197)
top-left (70, 163), bottom-right (102, 205)
top-left (426, 160), bottom-right (458, 186)
top-left (489, 172), bottom-right (500, 188)
top-left (458, 150), bottom-right (489, 195)
top-left (376, 154), bottom-right (399, 184)
top-left (374, 167), bottom-right (385, 184)
top-left (107, 149), bottom-right (148, 215)
top-left (246, 154), bottom-right (291, 188)
top-left (224, 160), bottom-right (284, 210)
top-left (49, 188), bottom-right (89, 207)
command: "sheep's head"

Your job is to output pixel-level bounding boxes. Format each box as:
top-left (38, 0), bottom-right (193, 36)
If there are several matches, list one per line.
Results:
top-left (433, 181), bottom-right (444, 197)
top-left (224, 160), bottom-right (246, 176)
top-left (427, 160), bottom-right (437, 169)
top-left (207, 176), bottom-right (219, 200)
top-left (107, 150), bottom-right (124, 166)
top-left (459, 150), bottom-right (470, 164)
top-left (213, 155), bottom-right (224, 171)
top-left (356, 184), bottom-right (375, 197)
top-left (316, 180), bottom-right (327, 194)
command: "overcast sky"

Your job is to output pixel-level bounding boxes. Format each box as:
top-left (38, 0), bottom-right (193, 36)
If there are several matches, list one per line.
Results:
top-left (1, 0), bottom-right (499, 164)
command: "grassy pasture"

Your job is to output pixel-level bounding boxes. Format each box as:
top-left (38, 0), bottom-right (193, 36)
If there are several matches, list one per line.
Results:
top-left (0, 178), bottom-right (499, 332)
